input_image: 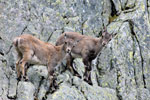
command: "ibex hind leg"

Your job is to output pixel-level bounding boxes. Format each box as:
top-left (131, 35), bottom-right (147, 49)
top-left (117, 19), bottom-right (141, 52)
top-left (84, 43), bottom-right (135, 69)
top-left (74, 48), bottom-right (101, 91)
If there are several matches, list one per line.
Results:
top-left (16, 52), bottom-right (22, 81)
top-left (16, 61), bottom-right (21, 81)
top-left (24, 63), bottom-right (31, 81)
top-left (20, 51), bottom-right (33, 81)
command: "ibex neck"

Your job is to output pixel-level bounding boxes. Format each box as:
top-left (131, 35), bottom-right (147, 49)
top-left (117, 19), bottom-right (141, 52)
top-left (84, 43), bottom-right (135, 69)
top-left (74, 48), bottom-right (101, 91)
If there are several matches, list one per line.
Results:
top-left (97, 37), bottom-right (104, 52)
top-left (58, 45), bottom-right (66, 60)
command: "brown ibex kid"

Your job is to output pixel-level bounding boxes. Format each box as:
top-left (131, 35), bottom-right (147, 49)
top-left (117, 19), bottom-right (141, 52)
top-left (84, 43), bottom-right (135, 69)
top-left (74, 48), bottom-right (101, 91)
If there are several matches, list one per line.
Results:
top-left (13, 34), bottom-right (74, 87)
top-left (56, 29), bottom-right (113, 85)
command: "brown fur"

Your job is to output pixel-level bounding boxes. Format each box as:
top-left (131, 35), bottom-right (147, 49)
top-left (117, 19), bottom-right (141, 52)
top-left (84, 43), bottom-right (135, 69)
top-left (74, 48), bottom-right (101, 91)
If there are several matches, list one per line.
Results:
top-left (56, 30), bottom-right (113, 84)
top-left (13, 34), bottom-right (73, 87)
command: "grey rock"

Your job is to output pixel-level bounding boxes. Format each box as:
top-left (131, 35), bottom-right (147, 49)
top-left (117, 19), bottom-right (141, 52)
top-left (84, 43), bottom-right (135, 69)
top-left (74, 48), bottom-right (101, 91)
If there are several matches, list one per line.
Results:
top-left (90, 63), bottom-right (99, 86)
top-left (5, 51), bottom-right (16, 70)
top-left (8, 71), bottom-right (17, 98)
top-left (148, 7), bottom-right (150, 21)
top-left (148, 0), bottom-right (150, 7)
top-left (0, 61), bottom-right (9, 100)
top-left (126, 0), bottom-right (136, 8)
top-left (73, 76), bottom-right (118, 100)
top-left (48, 30), bottom-right (63, 44)
top-left (98, 68), bottom-right (117, 89)
top-left (102, 0), bottom-right (111, 26)
top-left (27, 65), bottom-right (48, 94)
top-left (137, 88), bottom-right (150, 100)
top-left (73, 58), bottom-right (85, 78)
top-left (120, 0), bottom-right (128, 10)
top-left (17, 82), bottom-right (35, 100)
top-left (112, 0), bottom-right (122, 14)
top-left (56, 72), bottom-right (72, 85)
top-left (37, 79), bottom-right (49, 100)
top-left (49, 83), bottom-right (86, 100)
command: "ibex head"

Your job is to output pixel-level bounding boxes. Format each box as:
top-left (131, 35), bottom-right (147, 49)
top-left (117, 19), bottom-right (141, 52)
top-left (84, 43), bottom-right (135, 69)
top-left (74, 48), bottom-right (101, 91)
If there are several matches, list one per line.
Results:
top-left (101, 28), bottom-right (113, 46)
top-left (63, 34), bottom-right (79, 54)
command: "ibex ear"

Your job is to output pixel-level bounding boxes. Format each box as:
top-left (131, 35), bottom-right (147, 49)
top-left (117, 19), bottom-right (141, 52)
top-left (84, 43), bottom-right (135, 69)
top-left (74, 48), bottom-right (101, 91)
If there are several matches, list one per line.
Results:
top-left (64, 33), bottom-right (67, 39)
top-left (110, 34), bottom-right (113, 39)
top-left (103, 27), bottom-right (106, 32)
top-left (64, 41), bottom-right (67, 44)
top-left (102, 32), bottom-right (106, 37)
top-left (73, 40), bottom-right (79, 47)
top-left (74, 40), bottom-right (78, 45)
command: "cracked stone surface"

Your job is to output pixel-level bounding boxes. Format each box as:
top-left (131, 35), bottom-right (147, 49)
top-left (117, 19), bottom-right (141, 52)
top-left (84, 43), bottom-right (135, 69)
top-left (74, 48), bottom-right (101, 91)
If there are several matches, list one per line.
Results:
top-left (0, 0), bottom-right (150, 100)
top-left (17, 82), bottom-right (35, 100)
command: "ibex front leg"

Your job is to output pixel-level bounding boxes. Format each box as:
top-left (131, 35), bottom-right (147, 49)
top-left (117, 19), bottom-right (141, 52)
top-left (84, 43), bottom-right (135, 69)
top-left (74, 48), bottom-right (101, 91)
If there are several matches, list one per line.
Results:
top-left (47, 63), bottom-right (56, 90)
top-left (83, 57), bottom-right (92, 85)
top-left (66, 56), bottom-right (76, 74)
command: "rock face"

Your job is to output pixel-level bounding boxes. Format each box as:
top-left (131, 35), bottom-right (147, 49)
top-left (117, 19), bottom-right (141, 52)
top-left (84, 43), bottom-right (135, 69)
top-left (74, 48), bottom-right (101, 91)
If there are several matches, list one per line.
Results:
top-left (0, 0), bottom-right (150, 100)
top-left (17, 82), bottom-right (35, 100)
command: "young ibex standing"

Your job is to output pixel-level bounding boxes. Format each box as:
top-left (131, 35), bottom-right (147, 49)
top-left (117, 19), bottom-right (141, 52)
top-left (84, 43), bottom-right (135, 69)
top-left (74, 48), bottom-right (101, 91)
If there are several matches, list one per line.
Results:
top-left (13, 34), bottom-right (74, 87)
top-left (56, 29), bottom-right (113, 84)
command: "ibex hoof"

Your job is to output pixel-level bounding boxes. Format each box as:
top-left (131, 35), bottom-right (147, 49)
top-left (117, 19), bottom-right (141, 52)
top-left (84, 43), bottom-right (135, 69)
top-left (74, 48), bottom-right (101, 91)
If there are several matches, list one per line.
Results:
top-left (54, 82), bottom-right (59, 89)
top-left (16, 77), bottom-right (21, 81)
top-left (25, 77), bottom-right (29, 81)
top-left (87, 80), bottom-right (93, 85)
top-left (75, 73), bottom-right (81, 78)
top-left (83, 76), bottom-right (87, 80)
top-left (42, 97), bottom-right (47, 100)
top-left (20, 76), bottom-right (28, 81)
top-left (23, 76), bottom-right (29, 81)
top-left (50, 87), bottom-right (56, 93)
top-left (83, 77), bottom-right (93, 85)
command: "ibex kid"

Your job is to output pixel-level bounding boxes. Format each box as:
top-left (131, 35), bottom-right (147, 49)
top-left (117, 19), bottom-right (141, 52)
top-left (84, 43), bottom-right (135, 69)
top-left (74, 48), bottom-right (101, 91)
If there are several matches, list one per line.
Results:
top-left (56, 29), bottom-right (113, 84)
top-left (13, 34), bottom-right (74, 87)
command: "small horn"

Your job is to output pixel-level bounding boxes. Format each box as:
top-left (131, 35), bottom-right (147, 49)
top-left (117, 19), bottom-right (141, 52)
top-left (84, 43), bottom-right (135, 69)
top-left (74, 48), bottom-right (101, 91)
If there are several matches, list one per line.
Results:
top-left (112, 33), bottom-right (117, 37)
top-left (103, 27), bottom-right (107, 32)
